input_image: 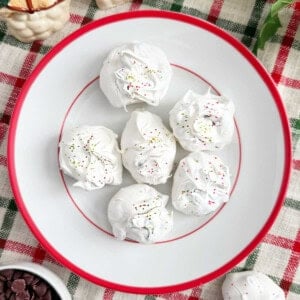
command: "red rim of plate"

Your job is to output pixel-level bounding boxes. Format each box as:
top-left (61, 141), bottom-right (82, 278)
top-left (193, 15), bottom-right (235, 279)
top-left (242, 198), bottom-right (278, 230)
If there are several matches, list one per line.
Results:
top-left (7, 10), bottom-right (292, 294)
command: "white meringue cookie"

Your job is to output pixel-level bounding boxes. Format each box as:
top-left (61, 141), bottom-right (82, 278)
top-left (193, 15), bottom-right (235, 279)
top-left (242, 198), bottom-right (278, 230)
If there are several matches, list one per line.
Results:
top-left (108, 184), bottom-right (173, 243)
top-left (59, 125), bottom-right (122, 191)
top-left (100, 42), bottom-right (172, 109)
top-left (121, 110), bottom-right (176, 185)
top-left (172, 152), bottom-right (230, 215)
top-left (169, 89), bottom-right (235, 151)
top-left (222, 271), bottom-right (285, 300)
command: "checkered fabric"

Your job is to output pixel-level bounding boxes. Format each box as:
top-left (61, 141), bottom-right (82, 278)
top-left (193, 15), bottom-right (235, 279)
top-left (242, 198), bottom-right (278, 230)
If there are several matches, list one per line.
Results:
top-left (0, 0), bottom-right (299, 299)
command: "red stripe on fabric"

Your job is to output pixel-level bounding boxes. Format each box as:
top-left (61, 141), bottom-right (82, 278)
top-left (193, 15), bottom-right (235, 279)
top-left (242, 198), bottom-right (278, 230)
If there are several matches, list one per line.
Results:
top-left (81, 17), bottom-right (93, 26)
top-left (130, 0), bottom-right (143, 11)
top-left (207, 0), bottom-right (224, 24)
top-left (0, 239), bottom-right (6, 248)
top-left (69, 13), bottom-right (85, 24)
top-left (280, 230), bottom-right (300, 294)
top-left (263, 233), bottom-right (295, 249)
top-left (280, 279), bottom-right (293, 296)
top-left (69, 13), bottom-right (92, 26)
top-left (292, 159), bottom-right (300, 170)
top-left (159, 293), bottom-right (191, 300)
top-left (0, 72), bottom-right (26, 87)
top-left (292, 2), bottom-right (300, 9)
top-left (32, 244), bottom-right (47, 263)
top-left (19, 42), bottom-right (42, 79)
top-left (0, 154), bottom-right (7, 167)
top-left (0, 239), bottom-right (58, 264)
top-left (3, 41), bottom-right (42, 121)
top-left (188, 286), bottom-right (202, 300)
top-left (0, 239), bottom-right (38, 257)
top-left (0, 114), bottom-right (10, 125)
top-left (271, 8), bottom-right (300, 84)
top-left (103, 289), bottom-right (115, 300)
top-left (0, 123), bottom-right (8, 145)
top-left (278, 75), bottom-right (300, 89)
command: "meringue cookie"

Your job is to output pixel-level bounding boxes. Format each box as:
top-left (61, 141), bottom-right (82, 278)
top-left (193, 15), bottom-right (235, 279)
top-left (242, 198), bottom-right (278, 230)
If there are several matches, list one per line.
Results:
top-left (100, 42), bottom-right (172, 109)
top-left (172, 152), bottom-right (230, 215)
top-left (121, 110), bottom-right (176, 185)
top-left (222, 271), bottom-right (285, 300)
top-left (169, 89), bottom-right (235, 151)
top-left (59, 125), bottom-right (122, 191)
top-left (108, 184), bottom-right (173, 243)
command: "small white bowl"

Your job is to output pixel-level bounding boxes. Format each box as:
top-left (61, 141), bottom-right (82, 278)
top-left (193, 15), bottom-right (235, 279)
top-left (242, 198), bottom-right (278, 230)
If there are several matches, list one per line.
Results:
top-left (0, 261), bottom-right (71, 300)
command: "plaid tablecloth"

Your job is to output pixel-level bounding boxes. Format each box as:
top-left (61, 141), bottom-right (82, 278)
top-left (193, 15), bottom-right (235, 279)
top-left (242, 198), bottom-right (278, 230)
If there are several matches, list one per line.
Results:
top-left (0, 0), bottom-right (299, 299)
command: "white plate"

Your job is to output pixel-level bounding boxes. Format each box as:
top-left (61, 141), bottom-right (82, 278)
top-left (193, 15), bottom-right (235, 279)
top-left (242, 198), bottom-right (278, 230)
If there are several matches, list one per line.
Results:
top-left (8, 11), bottom-right (291, 294)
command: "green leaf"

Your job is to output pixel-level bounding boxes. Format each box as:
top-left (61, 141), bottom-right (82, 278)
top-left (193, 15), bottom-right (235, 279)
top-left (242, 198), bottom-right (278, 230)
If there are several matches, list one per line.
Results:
top-left (271, 0), bottom-right (294, 17)
top-left (253, 0), bottom-right (294, 55)
top-left (0, 0), bottom-right (10, 8)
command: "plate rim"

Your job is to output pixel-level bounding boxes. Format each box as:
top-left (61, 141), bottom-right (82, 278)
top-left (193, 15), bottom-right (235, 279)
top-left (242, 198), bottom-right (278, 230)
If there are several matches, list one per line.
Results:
top-left (7, 10), bottom-right (292, 294)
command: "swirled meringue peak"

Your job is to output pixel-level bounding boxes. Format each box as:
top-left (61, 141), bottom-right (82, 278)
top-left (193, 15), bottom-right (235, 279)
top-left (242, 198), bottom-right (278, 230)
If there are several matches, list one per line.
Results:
top-left (172, 152), bottom-right (231, 216)
top-left (222, 271), bottom-right (285, 300)
top-left (169, 89), bottom-right (235, 151)
top-left (108, 184), bottom-right (173, 243)
top-left (121, 110), bottom-right (176, 185)
top-left (59, 125), bottom-right (122, 191)
top-left (100, 42), bottom-right (172, 109)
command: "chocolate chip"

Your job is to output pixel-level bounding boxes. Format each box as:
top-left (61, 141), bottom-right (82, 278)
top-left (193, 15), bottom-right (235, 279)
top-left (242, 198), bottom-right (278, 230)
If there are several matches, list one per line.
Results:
top-left (32, 282), bottom-right (48, 297)
top-left (23, 273), bottom-right (35, 285)
top-left (16, 290), bottom-right (30, 300)
top-left (7, 280), bottom-right (12, 288)
top-left (13, 271), bottom-right (23, 281)
top-left (0, 269), bottom-right (60, 300)
top-left (1, 269), bottom-right (14, 280)
top-left (11, 279), bottom-right (26, 293)
top-left (39, 290), bottom-right (51, 300)
top-left (6, 287), bottom-right (12, 298)
top-left (32, 277), bottom-right (40, 286)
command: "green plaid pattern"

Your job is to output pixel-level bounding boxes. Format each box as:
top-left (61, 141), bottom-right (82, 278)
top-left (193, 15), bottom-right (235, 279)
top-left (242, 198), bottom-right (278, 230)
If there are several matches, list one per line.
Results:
top-left (0, 0), bottom-right (299, 299)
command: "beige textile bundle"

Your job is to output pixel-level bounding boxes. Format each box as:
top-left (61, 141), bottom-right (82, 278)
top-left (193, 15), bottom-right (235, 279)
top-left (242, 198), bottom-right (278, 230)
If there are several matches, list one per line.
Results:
top-left (7, 0), bottom-right (58, 11)
top-left (0, 0), bottom-right (133, 42)
top-left (0, 0), bottom-right (70, 42)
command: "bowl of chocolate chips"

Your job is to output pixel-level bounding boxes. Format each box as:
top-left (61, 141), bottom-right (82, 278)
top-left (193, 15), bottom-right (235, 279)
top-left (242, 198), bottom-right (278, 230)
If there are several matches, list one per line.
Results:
top-left (0, 262), bottom-right (71, 300)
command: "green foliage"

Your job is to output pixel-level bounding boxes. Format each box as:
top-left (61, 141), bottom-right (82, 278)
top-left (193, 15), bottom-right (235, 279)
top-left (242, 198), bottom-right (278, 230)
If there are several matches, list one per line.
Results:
top-left (253, 0), bottom-right (294, 55)
top-left (0, 0), bottom-right (9, 8)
